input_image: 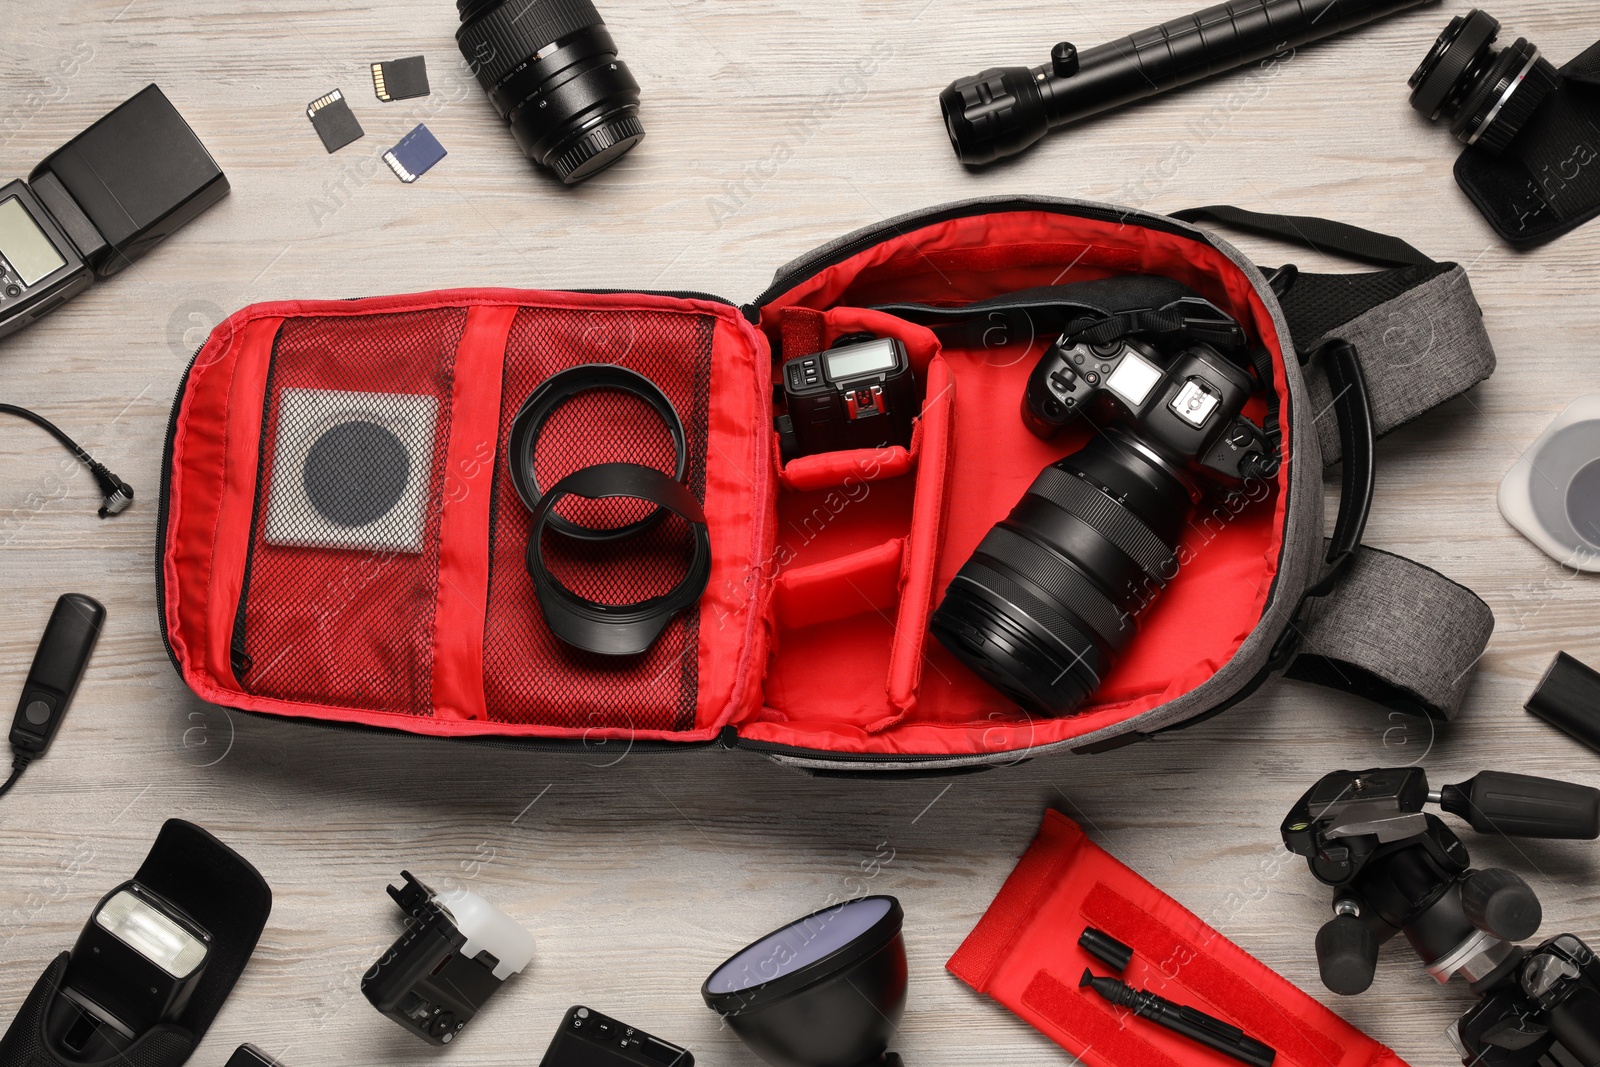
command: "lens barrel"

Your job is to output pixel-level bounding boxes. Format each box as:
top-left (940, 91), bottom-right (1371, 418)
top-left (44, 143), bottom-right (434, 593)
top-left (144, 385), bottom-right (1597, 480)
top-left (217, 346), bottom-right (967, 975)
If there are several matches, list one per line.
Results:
top-left (457, 0), bottom-right (644, 184)
top-left (942, 0), bottom-right (1434, 166)
top-left (931, 432), bottom-right (1192, 717)
top-left (1408, 9), bottom-right (1558, 155)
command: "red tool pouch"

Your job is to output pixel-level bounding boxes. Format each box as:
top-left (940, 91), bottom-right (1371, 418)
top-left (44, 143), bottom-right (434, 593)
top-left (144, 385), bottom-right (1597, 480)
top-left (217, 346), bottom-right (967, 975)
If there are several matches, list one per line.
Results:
top-left (158, 198), bottom-right (1497, 772)
top-left (948, 809), bottom-right (1412, 1067)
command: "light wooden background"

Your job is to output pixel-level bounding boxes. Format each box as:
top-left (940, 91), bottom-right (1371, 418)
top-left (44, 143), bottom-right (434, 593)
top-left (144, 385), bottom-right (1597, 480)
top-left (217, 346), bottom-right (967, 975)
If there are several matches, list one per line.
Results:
top-left (3, 2), bottom-right (1600, 1065)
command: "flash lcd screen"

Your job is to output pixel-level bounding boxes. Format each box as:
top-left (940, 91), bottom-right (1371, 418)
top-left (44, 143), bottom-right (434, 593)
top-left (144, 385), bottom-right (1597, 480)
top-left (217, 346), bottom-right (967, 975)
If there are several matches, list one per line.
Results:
top-left (0, 197), bottom-right (66, 285)
top-left (825, 339), bottom-right (898, 380)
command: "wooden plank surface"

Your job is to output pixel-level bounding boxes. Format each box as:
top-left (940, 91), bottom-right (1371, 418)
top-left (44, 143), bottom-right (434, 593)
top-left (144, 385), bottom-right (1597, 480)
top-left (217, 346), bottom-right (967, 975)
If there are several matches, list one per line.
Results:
top-left (3, 2), bottom-right (1599, 1065)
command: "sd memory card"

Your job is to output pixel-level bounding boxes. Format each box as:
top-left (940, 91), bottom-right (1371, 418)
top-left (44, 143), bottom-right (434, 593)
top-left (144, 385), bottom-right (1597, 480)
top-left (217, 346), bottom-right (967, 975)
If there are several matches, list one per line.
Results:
top-left (384, 124), bottom-right (447, 183)
top-left (307, 89), bottom-right (363, 153)
top-left (372, 56), bottom-right (430, 102)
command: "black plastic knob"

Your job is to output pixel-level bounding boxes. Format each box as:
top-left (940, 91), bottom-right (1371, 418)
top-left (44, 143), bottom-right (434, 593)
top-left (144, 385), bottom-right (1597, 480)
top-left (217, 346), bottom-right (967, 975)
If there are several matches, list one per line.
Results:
top-left (1051, 42), bottom-right (1080, 78)
top-left (1316, 913), bottom-right (1379, 996)
top-left (1461, 868), bottom-right (1542, 942)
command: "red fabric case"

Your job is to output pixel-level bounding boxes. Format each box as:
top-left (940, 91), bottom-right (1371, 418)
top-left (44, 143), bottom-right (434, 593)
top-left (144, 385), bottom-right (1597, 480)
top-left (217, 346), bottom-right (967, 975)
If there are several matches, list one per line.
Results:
top-left (948, 810), bottom-right (1411, 1067)
top-left (159, 205), bottom-right (1296, 761)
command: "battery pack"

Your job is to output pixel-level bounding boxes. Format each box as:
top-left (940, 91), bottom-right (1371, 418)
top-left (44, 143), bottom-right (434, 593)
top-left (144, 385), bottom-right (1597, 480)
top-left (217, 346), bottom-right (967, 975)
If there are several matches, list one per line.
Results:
top-left (1527, 653), bottom-right (1600, 754)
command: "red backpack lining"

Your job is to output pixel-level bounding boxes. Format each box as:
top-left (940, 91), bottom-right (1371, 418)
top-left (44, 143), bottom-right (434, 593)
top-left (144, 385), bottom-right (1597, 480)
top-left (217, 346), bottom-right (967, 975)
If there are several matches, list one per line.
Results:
top-left (743, 209), bottom-right (1291, 755)
top-left (163, 207), bottom-right (1291, 757)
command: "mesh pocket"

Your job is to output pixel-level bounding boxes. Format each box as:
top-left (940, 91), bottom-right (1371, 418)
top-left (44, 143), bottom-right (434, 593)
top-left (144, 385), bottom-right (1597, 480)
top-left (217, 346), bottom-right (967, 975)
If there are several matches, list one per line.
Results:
top-left (231, 309), bottom-right (466, 714)
top-left (483, 306), bottom-right (714, 731)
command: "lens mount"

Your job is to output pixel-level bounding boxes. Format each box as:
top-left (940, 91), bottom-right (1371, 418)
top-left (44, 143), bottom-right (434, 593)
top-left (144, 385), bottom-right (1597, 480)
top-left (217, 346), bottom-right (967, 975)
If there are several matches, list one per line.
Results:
top-left (1453, 39), bottom-right (1559, 155)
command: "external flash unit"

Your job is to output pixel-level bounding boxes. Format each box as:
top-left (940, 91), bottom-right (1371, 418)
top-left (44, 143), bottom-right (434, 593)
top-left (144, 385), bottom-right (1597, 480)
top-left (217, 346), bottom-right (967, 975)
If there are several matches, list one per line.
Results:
top-left (45, 882), bottom-right (212, 1059)
top-left (362, 871), bottom-right (536, 1046)
top-left (0, 84), bottom-right (228, 342)
top-left (0, 820), bottom-right (272, 1067)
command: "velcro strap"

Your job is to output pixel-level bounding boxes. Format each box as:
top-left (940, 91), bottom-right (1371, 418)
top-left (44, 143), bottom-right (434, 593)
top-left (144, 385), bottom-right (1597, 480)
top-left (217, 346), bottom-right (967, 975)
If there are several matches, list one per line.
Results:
top-left (1286, 545), bottom-right (1494, 721)
top-left (1297, 264), bottom-right (1496, 466)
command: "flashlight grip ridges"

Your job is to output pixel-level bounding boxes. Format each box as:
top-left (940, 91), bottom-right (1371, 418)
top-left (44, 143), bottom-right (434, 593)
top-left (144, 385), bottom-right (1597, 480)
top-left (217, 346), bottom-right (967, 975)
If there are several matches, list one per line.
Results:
top-left (1440, 771), bottom-right (1600, 840)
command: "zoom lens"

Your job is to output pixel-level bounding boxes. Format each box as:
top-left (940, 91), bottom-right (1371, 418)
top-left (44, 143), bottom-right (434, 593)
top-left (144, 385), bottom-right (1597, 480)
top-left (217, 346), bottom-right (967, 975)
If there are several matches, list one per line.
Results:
top-left (931, 432), bottom-right (1193, 717)
top-left (456, 0), bottom-right (644, 184)
top-left (1409, 9), bottom-right (1559, 156)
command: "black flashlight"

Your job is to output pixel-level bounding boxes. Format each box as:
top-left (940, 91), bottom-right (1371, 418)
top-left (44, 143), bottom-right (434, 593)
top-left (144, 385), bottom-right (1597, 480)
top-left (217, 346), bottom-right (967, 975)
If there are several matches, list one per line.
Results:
top-left (940, 0), bottom-right (1438, 166)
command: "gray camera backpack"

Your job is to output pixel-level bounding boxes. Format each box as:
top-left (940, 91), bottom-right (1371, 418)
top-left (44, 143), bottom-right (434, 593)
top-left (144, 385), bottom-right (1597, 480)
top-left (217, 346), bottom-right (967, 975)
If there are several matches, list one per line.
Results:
top-left (160, 197), bottom-right (1496, 773)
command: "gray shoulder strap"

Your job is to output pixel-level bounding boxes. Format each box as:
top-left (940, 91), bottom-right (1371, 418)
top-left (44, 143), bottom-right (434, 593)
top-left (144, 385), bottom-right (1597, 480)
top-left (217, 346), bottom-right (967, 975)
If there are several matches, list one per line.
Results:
top-left (1292, 264), bottom-right (1497, 465)
top-left (1286, 545), bottom-right (1494, 721)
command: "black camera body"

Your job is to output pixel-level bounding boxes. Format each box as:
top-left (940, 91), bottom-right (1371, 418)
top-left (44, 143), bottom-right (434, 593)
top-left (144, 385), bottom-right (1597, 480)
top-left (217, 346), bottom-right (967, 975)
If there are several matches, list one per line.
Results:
top-left (361, 872), bottom-right (535, 1046)
top-left (1455, 934), bottom-right (1600, 1066)
top-left (779, 335), bottom-right (918, 459)
top-left (1023, 335), bottom-right (1270, 482)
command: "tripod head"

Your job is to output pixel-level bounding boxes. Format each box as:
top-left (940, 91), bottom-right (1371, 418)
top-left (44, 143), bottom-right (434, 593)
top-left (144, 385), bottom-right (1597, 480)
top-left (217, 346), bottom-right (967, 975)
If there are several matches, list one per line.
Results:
top-left (1453, 934), bottom-right (1600, 1066)
top-left (1281, 768), bottom-right (1600, 996)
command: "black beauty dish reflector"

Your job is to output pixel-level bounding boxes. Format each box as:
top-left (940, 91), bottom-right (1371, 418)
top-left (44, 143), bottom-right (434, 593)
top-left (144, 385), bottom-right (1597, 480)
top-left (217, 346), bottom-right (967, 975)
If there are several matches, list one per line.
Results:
top-left (702, 896), bottom-right (908, 1067)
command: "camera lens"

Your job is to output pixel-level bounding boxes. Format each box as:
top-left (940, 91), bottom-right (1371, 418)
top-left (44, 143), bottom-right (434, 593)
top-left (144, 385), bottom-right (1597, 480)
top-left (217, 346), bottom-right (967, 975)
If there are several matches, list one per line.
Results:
top-left (1408, 9), bottom-right (1559, 156)
top-left (931, 431), bottom-right (1193, 717)
top-left (456, 0), bottom-right (644, 184)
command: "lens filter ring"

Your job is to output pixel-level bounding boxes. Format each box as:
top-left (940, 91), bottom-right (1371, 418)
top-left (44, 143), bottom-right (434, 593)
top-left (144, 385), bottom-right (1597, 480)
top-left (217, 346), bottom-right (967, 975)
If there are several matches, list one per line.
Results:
top-left (525, 462), bottom-right (710, 657)
top-left (508, 363), bottom-right (688, 543)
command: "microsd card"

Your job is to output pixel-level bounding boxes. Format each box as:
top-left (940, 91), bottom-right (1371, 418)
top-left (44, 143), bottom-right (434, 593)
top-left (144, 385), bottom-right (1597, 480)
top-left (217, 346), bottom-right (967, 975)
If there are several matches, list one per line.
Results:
top-left (307, 89), bottom-right (363, 153)
top-left (372, 56), bottom-right (430, 102)
top-left (384, 124), bottom-right (447, 183)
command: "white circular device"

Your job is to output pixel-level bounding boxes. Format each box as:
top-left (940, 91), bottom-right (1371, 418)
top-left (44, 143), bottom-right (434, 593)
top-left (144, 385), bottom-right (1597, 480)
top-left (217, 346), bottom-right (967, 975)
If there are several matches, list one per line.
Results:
top-left (1499, 395), bottom-right (1600, 572)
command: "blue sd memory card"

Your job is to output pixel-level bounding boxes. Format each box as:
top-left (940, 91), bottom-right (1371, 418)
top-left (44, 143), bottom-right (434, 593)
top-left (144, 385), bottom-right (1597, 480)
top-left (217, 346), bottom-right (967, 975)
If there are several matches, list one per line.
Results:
top-left (383, 124), bottom-right (447, 183)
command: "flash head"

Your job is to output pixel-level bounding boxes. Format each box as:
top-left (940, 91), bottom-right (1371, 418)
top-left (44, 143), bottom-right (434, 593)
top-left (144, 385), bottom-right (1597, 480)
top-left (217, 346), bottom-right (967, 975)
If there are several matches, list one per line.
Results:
top-left (0, 84), bottom-right (227, 343)
top-left (48, 882), bottom-right (212, 1058)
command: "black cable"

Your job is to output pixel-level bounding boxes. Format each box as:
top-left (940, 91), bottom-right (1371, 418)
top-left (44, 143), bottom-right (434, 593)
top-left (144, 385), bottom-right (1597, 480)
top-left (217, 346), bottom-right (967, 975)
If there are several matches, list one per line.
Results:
top-left (0, 403), bottom-right (134, 517)
top-left (0, 753), bottom-right (31, 800)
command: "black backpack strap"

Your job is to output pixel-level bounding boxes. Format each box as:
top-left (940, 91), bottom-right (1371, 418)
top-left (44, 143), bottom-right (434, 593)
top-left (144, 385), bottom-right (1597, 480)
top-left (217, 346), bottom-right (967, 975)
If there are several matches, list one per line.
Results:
top-left (1285, 544), bottom-right (1494, 721)
top-left (1172, 206), bottom-right (1498, 466)
top-left (1171, 205), bottom-right (1434, 268)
